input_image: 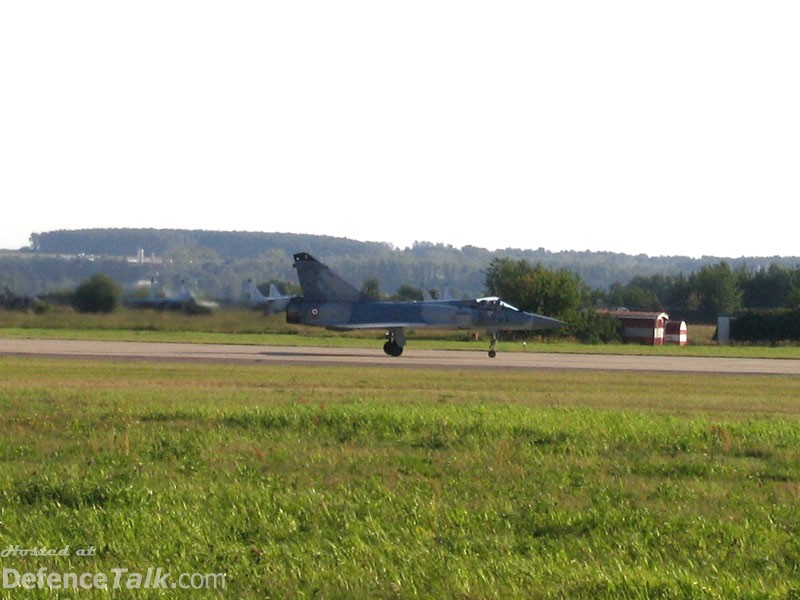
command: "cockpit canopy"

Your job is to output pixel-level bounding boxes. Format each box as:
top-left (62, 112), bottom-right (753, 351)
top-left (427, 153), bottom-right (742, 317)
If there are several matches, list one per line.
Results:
top-left (475, 297), bottom-right (523, 312)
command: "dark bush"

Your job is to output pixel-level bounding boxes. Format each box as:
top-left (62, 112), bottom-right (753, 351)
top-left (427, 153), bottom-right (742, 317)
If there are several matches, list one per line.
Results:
top-left (731, 308), bottom-right (800, 343)
top-left (72, 274), bottom-right (121, 313)
top-left (568, 311), bottom-right (623, 344)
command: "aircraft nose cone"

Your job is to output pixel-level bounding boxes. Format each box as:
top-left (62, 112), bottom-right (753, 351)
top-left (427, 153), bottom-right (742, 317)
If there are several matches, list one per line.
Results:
top-left (527, 313), bottom-right (566, 330)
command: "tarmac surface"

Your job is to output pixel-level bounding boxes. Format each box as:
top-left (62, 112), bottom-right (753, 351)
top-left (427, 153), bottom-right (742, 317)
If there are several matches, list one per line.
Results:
top-left (2, 338), bottom-right (800, 375)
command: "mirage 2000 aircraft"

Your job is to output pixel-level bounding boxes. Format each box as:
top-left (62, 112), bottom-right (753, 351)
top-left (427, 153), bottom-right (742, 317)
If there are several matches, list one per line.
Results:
top-left (286, 253), bottom-right (565, 357)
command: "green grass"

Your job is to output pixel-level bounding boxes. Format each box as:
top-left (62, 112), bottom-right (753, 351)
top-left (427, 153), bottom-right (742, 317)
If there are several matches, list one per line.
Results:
top-left (2, 306), bottom-right (800, 358)
top-left (1, 357), bottom-right (799, 597)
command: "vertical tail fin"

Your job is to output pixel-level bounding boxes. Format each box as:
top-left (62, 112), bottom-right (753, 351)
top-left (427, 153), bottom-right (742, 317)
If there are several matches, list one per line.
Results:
top-left (292, 253), bottom-right (361, 302)
top-left (242, 279), bottom-right (266, 302)
top-left (178, 280), bottom-right (192, 301)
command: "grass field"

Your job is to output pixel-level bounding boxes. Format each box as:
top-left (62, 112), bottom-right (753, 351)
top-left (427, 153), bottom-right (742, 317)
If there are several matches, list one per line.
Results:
top-left (1, 356), bottom-right (799, 597)
top-left (2, 307), bottom-right (800, 359)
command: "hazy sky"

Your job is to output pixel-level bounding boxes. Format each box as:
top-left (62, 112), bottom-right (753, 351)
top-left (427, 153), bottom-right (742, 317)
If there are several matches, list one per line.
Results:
top-left (2, 2), bottom-right (798, 257)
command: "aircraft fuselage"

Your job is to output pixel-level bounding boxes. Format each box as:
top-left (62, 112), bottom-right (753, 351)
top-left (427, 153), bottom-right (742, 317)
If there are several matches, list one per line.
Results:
top-left (286, 297), bottom-right (558, 332)
top-left (285, 252), bottom-right (564, 357)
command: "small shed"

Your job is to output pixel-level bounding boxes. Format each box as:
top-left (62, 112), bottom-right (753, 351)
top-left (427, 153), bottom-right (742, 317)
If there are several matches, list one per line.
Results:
top-left (599, 309), bottom-right (669, 345)
top-left (665, 320), bottom-right (688, 345)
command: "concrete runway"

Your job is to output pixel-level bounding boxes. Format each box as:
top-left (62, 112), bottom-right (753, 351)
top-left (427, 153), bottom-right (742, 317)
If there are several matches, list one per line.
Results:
top-left (2, 338), bottom-right (799, 375)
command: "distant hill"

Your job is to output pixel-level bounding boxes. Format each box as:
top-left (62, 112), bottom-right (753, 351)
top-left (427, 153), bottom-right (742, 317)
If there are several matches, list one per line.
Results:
top-left (2, 228), bottom-right (798, 298)
top-left (29, 229), bottom-right (382, 261)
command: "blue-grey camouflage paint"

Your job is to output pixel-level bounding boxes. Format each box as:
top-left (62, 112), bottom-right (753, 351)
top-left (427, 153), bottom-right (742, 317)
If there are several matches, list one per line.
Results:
top-left (286, 252), bottom-right (564, 357)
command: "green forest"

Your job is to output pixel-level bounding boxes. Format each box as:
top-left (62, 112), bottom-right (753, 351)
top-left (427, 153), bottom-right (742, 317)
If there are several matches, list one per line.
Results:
top-left (3, 229), bottom-right (800, 327)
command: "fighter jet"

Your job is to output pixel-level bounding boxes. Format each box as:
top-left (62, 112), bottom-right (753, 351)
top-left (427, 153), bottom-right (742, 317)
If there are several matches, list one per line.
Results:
top-left (1, 287), bottom-right (39, 311)
top-left (242, 279), bottom-right (294, 314)
top-left (125, 279), bottom-right (217, 314)
top-left (286, 252), bottom-right (565, 357)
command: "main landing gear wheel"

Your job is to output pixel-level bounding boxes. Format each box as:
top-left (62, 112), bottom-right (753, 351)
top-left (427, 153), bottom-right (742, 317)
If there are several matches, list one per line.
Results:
top-left (384, 329), bottom-right (405, 357)
top-left (383, 341), bottom-right (403, 357)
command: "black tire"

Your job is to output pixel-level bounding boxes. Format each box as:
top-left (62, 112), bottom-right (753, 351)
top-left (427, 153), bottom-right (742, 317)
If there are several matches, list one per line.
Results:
top-left (384, 341), bottom-right (403, 357)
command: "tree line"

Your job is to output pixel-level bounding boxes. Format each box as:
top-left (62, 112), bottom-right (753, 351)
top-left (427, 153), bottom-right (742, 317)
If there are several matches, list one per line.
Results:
top-left (4, 230), bottom-right (800, 327)
top-left (13, 253), bottom-right (800, 343)
top-left (487, 258), bottom-right (800, 321)
top-left (604, 262), bottom-right (800, 320)
top-left (484, 257), bottom-right (800, 342)
top-left (16, 228), bottom-right (800, 295)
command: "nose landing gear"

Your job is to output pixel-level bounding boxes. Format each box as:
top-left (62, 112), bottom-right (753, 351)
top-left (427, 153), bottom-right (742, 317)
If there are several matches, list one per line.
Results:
top-left (488, 331), bottom-right (499, 358)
